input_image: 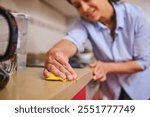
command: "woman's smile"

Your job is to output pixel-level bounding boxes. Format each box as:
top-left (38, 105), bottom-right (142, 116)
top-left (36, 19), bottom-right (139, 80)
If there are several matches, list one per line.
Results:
top-left (85, 9), bottom-right (96, 19)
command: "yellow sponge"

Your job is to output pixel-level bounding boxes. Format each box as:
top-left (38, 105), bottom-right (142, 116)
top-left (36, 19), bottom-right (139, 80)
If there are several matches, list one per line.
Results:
top-left (45, 72), bottom-right (78, 81)
top-left (45, 72), bottom-right (65, 81)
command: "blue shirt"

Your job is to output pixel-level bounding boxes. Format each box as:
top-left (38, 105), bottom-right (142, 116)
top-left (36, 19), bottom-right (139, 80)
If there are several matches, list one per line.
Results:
top-left (64, 2), bottom-right (150, 99)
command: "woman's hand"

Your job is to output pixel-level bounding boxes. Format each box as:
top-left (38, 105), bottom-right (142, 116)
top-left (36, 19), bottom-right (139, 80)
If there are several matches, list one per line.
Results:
top-left (89, 61), bottom-right (108, 82)
top-left (43, 50), bottom-right (77, 80)
top-left (89, 60), bottom-right (143, 82)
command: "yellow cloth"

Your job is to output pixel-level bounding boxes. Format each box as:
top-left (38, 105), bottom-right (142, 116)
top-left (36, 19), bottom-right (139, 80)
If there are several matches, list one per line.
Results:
top-left (45, 72), bottom-right (78, 82)
top-left (45, 73), bottom-right (65, 81)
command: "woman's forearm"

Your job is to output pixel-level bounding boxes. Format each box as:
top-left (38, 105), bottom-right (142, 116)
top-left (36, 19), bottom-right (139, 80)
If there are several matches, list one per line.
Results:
top-left (47, 39), bottom-right (77, 58)
top-left (105, 61), bottom-right (143, 74)
top-left (44, 39), bottom-right (77, 78)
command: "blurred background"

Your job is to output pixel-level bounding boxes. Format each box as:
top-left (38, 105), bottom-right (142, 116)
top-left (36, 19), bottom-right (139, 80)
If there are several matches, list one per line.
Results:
top-left (0, 0), bottom-right (150, 67)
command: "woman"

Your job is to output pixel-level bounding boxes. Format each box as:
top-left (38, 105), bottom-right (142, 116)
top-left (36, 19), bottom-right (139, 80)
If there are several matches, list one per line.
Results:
top-left (43, 0), bottom-right (150, 100)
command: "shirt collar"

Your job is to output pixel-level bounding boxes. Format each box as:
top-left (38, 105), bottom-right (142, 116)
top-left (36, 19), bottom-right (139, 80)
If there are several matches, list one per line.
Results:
top-left (114, 2), bottom-right (125, 29)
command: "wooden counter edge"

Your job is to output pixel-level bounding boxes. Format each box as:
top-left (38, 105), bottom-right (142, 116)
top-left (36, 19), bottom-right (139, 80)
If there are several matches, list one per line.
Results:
top-left (49, 68), bottom-right (92, 100)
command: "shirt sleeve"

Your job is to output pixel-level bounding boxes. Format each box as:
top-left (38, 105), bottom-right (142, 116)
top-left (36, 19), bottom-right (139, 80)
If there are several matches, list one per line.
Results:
top-left (133, 8), bottom-right (150, 70)
top-left (63, 18), bottom-right (88, 53)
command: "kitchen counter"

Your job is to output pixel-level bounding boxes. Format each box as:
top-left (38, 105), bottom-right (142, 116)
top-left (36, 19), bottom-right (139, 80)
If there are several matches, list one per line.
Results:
top-left (0, 67), bottom-right (92, 100)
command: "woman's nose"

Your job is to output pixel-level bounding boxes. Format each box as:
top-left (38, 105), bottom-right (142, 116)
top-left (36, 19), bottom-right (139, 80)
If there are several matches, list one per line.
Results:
top-left (81, 2), bottom-right (89, 13)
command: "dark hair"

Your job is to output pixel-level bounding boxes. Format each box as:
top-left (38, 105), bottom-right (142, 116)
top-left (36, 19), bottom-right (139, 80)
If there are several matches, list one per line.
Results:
top-left (108, 0), bottom-right (120, 3)
top-left (66, 0), bottom-right (120, 4)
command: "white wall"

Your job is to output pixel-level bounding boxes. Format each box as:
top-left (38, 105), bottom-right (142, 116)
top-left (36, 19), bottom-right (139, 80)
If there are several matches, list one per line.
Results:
top-left (124, 0), bottom-right (150, 22)
top-left (0, 0), bottom-right (67, 54)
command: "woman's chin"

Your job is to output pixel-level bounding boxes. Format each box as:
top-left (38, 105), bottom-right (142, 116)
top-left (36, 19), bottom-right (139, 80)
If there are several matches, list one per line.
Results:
top-left (85, 16), bottom-right (100, 22)
top-left (83, 17), bottom-right (99, 22)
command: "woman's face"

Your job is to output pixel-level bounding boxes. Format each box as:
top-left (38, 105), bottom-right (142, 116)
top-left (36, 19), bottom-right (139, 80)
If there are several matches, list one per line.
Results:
top-left (70, 0), bottom-right (109, 22)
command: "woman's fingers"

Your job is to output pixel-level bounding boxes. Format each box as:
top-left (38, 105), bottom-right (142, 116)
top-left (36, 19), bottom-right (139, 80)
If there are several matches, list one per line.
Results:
top-left (89, 62), bottom-right (96, 68)
top-left (46, 64), bottom-right (66, 79)
top-left (91, 61), bottom-right (107, 82)
top-left (44, 51), bottom-right (77, 80)
top-left (93, 72), bottom-right (104, 80)
top-left (63, 63), bottom-right (77, 79)
top-left (45, 62), bottom-right (75, 80)
top-left (46, 59), bottom-right (72, 79)
top-left (93, 63), bottom-right (101, 75)
top-left (99, 75), bottom-right (107, 82)
top-left (43, 68), bottom-right (50, 78)
top-left (55, 54), bottom-right (77, 79)
top-left (93, 73), bottom-right (107, 82)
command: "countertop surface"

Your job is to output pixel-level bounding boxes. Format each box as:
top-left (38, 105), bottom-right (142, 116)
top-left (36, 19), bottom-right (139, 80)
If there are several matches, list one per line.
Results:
top-left (0, 67), bottom-right (92, 100)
